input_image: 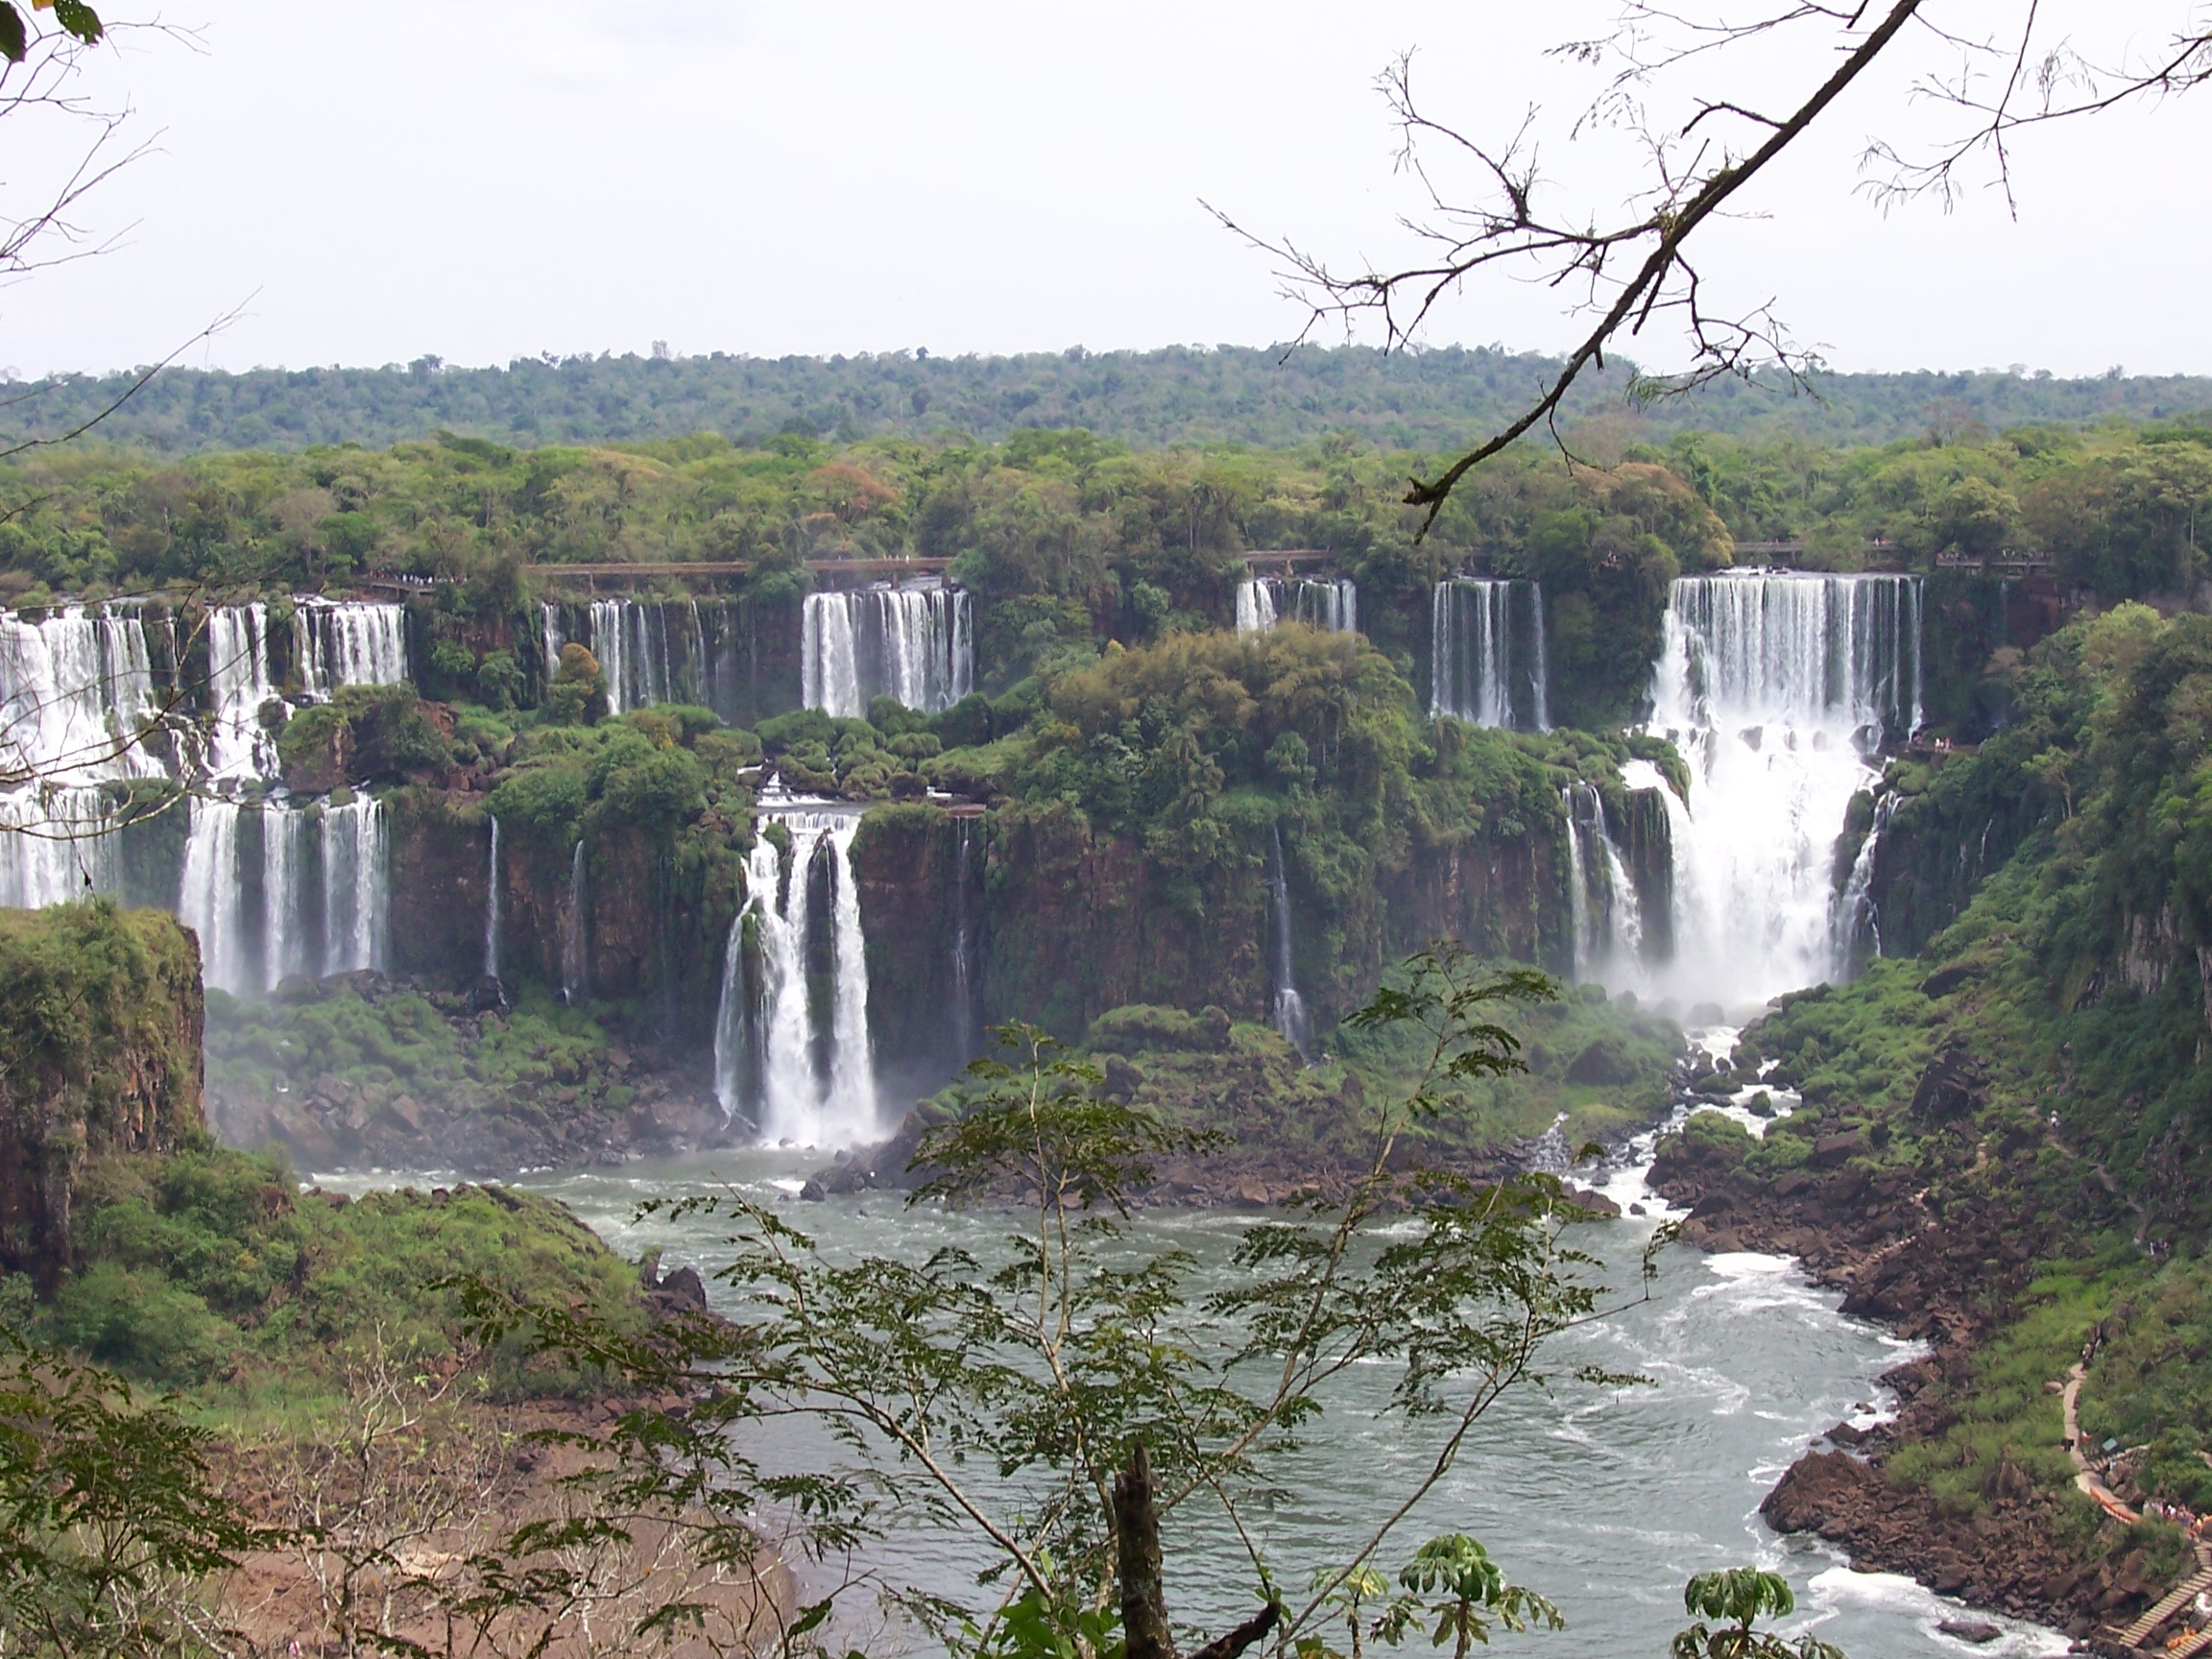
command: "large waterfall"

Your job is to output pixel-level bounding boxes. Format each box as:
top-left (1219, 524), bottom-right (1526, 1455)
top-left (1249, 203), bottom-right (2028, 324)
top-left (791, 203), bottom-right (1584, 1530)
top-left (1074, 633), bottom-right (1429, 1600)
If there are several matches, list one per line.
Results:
top-left (1431, 579), bottom-right (1551, 732)
top-left (0, 597), bottom-right (414, 991)
top-left (1236, 577), bottom-right (1358, 637)
top-left (1639, 572), bottom-right (1922, 1007)
top-left (177, 795), bottom-right (389, 997)
top-left (711, 797), bottom-right (878, 1144)
top-left (803, 583), bottom-right (973, 717)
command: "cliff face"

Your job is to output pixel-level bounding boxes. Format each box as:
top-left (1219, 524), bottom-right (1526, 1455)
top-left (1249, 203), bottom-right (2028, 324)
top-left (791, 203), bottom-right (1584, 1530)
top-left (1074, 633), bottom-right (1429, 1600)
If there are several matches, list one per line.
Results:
top-left (0, 902), bottom-right (204, 1292)
top-left (386, 790), bottom-right (750, 1042)
top-left (851, 798), bottom-right (1571, 1065)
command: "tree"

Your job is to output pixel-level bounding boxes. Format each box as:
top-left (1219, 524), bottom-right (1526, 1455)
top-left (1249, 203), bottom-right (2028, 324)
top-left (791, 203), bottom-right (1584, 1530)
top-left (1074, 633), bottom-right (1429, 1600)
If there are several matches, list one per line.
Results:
top-left (1226, 2), bottom-right (2212, 530)
top-left (457, 948), bottom-right (1667, 1657)
top-left (1671, 1568), bottom-right (1846, 1659)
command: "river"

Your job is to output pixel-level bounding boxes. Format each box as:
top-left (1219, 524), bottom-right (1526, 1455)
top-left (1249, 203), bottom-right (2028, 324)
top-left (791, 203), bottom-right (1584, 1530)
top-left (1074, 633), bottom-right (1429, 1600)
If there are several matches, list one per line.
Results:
top-left (320, 1135), bottom-right (2066, 1659)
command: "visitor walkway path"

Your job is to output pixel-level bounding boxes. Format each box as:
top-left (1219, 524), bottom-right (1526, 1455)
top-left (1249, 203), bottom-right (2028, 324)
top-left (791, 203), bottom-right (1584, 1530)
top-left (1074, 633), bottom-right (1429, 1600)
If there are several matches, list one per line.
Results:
top-left (2068, 1361), bottom-right (2212, 1650)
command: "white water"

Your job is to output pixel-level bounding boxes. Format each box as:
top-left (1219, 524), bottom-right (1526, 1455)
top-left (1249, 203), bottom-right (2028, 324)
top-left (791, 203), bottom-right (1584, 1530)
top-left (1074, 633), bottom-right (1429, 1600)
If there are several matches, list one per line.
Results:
top-left (0, 605), bottom-right (163, 906)
top-left (560, 839), bottom-right (589, 1004)
top-left (1235, 577), bottom-right (1358, 637)
top-left (1431, 578), bottom-right (1550, 731)
top-left (292, 600), bottom-right (409, 697)
top-left (1637, 573), bottom-right (1922, 1009)
top-left (179, 798), bottom-right (248, 994)
top-left (950, 818), bottom-right (982, 1065)
top-left (318, 797), bottom-right (389, 977)
top-left (803, 584), bottom-right (973, 717)
top-left (483, 816), bottom-right (502, 980)
top-left (1268, 823), bottom-right (1312, 1061)
top-left (1831, 793), bottom-right (1894, 983)
top-left (204, 604), bottom-right (281, 781)
top-left (263, 805), bottom-right (311, 989)
top-left (712, 797), bottom-right (879, 1145)
top-left (1562, 782), bottom-right (1645, 984)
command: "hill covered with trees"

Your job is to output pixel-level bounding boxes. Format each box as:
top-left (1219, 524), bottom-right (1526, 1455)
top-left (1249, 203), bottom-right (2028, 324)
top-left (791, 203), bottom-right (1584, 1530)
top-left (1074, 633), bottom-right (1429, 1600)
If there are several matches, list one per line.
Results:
top-left (11, 344), bottom-right (2212, 457)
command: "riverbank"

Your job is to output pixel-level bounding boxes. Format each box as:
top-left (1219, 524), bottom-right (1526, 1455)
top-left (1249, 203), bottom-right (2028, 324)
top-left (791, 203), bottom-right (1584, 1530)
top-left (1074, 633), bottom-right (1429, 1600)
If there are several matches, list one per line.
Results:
top-left (1647, 1116), bottom-right (2160, 1648)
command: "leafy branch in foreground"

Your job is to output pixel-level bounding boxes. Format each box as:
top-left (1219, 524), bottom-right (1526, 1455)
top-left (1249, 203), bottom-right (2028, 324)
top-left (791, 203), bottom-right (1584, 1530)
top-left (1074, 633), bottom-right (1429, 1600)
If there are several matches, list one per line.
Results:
top-left (454, 947), bottom-right (1678, 1657)
top-left (1671, 1568), bottom-right (1845, 1659)
top-left (0, 1322), bottom-right (281, 1656)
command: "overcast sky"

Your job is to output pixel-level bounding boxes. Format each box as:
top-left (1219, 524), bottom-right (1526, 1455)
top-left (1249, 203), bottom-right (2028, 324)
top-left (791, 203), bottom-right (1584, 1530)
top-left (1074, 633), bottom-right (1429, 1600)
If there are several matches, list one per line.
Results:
top-left (14, 0), bottom-right (2211, 379)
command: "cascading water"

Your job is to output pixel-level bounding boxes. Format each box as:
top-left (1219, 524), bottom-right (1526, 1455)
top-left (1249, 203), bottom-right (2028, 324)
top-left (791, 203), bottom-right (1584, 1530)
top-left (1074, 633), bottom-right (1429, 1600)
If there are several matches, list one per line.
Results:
top-left (319, 796), bottom-right (389, 977)
top-left (483, 815), bottom-right (502, 980)
top-left (1235, 577), bottom-right (1358, 637)
top-left (711, 796), bottom-right (879, 1144)
top-left (950, 817), bottom-right (983, 1065)
top-left (1641, 572), bottom-right (1923, 1007)
top-left (293, 600), bottom-right (409, 697)
top-left (0, 605), bottom-right (164, 907)
top-left (262, 805), bottom-right (311, 989)
top-left (1561, 781), bottom-right (1646, 984)
top-left (1431, 579), bottom-right (1550, 731)
top-left (803, 584), bottom-right (973, 717)
top-left (1831, 792), bottom-right (1896, 981)
top-left (179, 798), bottom-right (247, 994)
top-left (204, 604), bottom-right (281, 780)
top-left (1267, 824), bottom-right (1312, 1062)
top-left (561, 839), bottom-right (589, 1004)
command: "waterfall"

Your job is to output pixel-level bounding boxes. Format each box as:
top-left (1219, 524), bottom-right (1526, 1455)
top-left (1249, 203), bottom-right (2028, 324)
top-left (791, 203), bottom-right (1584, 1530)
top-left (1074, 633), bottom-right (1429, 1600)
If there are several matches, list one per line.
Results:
top-left (803, 584), bottom-right (973, 717)
top-left (262, 805), bottom-right (311, 989)
top-left (1235, 579), bottom-right (1278, 636)
top-left (204, 604), bottom-right (281, 780)
top-left (950, 816), bottom-right (983, 1064)
top-left (319, 796), bottom-right (389, 976)
top-left (1641, 572), bottom-right (1924, 1006)
top-left (1237, 577), bottom-right (1357, 637)
top-left (711, 797), bottom-right (879, 1144)
top-left (179, 798), bottom-right (247, 995)
top-left (589, 600), bottom-right (631, 715)
top-left (1268, 824), bottom-right (1312, 1062)
top-left (483, 815), bottom-right (502, 980)
top-left (561, 838), bottom-right (589, 1004)
top-left (1431, 579), bottom-right (1549, 731)
top-left (1561, 781), bottom-right (1645, 983)
top-left (0, 605), bottom-right (163, 907)
top-left (541, 605), bottom-right (566, 684)
top-left (293, 600), bottom-right (409, 697)
top-left (1832, 793), bottom-right (1895, 981)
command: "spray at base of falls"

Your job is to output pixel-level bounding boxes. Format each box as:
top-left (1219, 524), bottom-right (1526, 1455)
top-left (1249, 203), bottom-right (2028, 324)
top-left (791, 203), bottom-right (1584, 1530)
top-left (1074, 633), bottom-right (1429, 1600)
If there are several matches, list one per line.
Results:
top-left (803, 584), bottom-right (973, 717)
top-left (712, 795), bottom-right (878, 1145)
top-left (1629, 572), bottom-right (1923, 1008)
top-left (1267, 824), bottom-right (1312, 1062)
top-left (1235, 577), bottom-right (1358, 637)
top-left (1431, 578), bottom-right (1550, 732)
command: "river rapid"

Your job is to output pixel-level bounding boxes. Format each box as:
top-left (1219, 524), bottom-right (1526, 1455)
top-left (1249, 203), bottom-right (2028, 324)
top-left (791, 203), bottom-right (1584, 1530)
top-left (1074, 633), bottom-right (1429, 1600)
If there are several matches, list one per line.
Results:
top-left (320, 1137), bottom-right (2067, 1659)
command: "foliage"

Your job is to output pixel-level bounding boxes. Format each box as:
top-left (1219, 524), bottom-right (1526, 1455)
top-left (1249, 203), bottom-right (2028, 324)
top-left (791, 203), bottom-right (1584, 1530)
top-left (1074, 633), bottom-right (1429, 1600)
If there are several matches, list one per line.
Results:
top-left (455, 950), bottom-right (1645, 1657)
top-left (1670, 1569), bottom-right (1843, 1659)
top-left (27, 1140), bottom-right (644, 1401)
top-left (0, 1324), bottom-right (276, 1657)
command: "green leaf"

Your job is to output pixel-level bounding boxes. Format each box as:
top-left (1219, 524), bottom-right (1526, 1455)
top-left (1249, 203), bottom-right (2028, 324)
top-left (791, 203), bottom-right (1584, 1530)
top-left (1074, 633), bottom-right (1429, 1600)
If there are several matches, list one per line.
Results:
top-left (0, 5), bottom-right (25, 61)
top-left (51, 0), bottom-right (103, 43)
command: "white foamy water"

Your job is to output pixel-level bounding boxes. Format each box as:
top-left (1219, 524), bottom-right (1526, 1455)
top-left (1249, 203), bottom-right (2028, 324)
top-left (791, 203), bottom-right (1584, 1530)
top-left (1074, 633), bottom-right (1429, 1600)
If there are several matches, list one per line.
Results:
top-left (1635, 572), bottom-right (1920, 1010)
top-left (803, 583), bottom-right (973, 717)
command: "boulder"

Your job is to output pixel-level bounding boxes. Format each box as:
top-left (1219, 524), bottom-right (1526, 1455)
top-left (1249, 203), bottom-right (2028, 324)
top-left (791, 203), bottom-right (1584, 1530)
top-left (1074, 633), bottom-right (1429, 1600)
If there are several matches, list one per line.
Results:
top-left (1761, 1449), bottom-right (1879, 1535)
top-left (1812, 1132), bottom-right (1870, 1168)
top-left (1911, 1047), bottom-right (1986, 1123)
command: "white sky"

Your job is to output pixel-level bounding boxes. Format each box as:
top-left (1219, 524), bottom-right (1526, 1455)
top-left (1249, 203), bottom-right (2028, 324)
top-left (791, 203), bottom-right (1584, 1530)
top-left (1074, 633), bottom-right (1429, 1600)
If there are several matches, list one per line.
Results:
top-left (13, 0), bottom-right (2212, 378)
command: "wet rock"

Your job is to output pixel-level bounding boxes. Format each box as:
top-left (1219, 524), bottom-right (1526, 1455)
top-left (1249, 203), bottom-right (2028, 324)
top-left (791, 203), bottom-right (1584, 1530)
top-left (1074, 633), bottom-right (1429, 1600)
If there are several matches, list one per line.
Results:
top-left (1812, 1132), bottom-right (1870, 1167)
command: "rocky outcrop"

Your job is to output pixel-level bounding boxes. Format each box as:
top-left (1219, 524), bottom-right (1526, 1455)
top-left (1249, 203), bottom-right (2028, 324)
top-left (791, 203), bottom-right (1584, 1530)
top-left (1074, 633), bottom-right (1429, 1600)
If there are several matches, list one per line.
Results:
top-left (1648, 1118), bottom-right (2154, 1642)
top-left (0, 902), bottom-right (204, 1292)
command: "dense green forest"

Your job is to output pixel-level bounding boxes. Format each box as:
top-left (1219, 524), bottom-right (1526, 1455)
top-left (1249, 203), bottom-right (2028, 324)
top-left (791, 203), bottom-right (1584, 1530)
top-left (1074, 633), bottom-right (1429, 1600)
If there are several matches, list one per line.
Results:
top-left (10, 344), bottom-right (2212, 456)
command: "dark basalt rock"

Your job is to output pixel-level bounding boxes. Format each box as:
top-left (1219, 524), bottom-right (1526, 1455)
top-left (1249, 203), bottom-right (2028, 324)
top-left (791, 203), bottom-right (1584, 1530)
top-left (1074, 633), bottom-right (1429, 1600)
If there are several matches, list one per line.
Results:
top-left (1911, 1046), bottom-right (1986, 1123)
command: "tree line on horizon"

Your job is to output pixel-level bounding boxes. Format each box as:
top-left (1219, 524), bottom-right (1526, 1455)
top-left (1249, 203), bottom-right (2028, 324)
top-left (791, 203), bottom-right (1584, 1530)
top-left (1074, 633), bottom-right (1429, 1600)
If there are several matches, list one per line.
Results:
top-left (7, 343), bottom-right (2212, 458)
